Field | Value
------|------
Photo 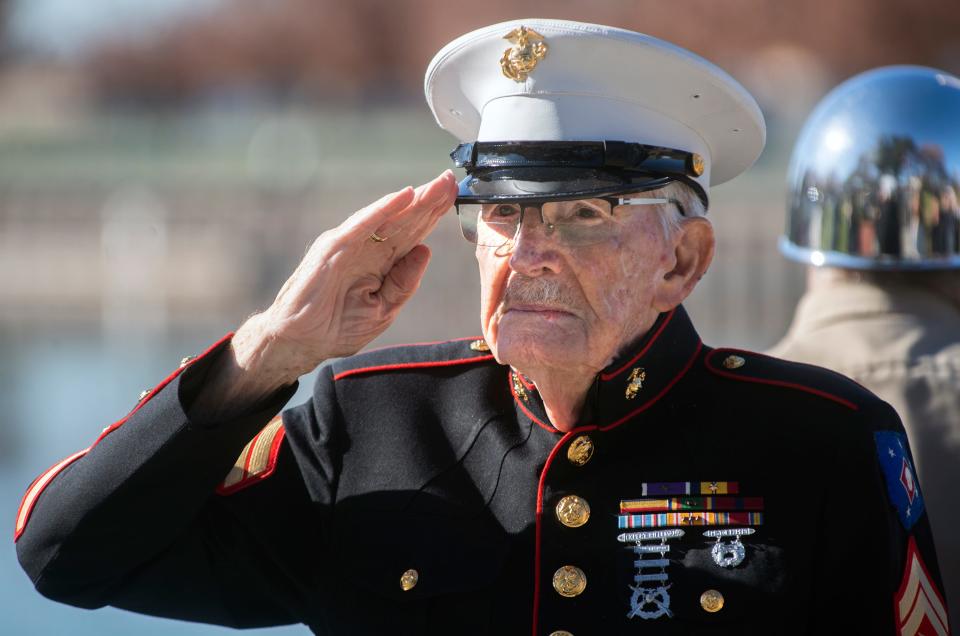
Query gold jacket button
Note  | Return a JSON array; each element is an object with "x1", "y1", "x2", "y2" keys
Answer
[
  {"x1": 179, "y1": 355, "x2": 196, "y2": 368},
  {"x1": 722, "y1": 355, "x2": 745, "y2": 369},
  {"x1": 138, "y1": 389, "x2": 151, "y2": 401},
  {"x1": 400, "y1": 569, "x2": 419, "y2": 591},
  {"x1": 555, "y1": 495, "x2": 591, "y2": 528},
  {"x1": 700, "y1": 588, "x2": 724, "y2": 612},
  {"x1": 566, "y1": 435, "x2": 594, "y2": 466},
  {"x1": 552, "y1": 565, "x2": 587, "y2": 597},
  {"x1": 549, "y1": 632, "x2": 574, "y2": 636}
]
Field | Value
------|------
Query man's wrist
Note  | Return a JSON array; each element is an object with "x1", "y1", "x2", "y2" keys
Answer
[
  {"x1": 230, "y1": 311, "x2": 309, "y2": 394},
  {"x1": 185, "y1": 312, "x2": 307, "y2": 423}
]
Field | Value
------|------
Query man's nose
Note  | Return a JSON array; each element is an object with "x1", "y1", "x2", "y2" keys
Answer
[{"x1": 507, "y1": 206, "x2": 562, "y2": 275}]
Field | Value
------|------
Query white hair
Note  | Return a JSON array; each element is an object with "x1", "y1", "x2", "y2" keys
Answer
[{"x1": 636, "y1": 181, "x2": 707, "y2": 239}]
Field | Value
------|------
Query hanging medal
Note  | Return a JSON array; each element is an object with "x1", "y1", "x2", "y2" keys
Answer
[
  {"x1": 617, "y1": 528, "x2": 684, "y2": 619},
  {"x1": 703, "y1": 527, "x2": 755, "y2": 568}
]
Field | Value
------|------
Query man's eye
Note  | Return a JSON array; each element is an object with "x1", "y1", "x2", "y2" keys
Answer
[
  {"x1": 481, "y1": 204, "x2": 520, "y2": 222},
  {"x1": 574, "y1": 206, "x2": 602, "y2": 220}
]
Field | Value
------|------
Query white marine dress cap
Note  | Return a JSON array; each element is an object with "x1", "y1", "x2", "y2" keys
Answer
[{"x1": 424, "y1": 19, "x2": 765, "y2": 209}]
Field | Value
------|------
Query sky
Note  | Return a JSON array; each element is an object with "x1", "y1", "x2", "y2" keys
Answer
[{"x1": 7, "y1": 0, "x2": 223, "y2": 59}]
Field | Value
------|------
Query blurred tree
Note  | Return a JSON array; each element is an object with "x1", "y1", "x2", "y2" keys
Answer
[{"x1": 78, "y1": 0, "x2": 960, "y2": 108}]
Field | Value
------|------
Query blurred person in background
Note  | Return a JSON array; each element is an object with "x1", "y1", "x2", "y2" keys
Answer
[
  {"x1": 15, "y1": 22, "x2": 948, "y2": 634},
  {"x1": 771, "y1": 65, "x2": 960, "y2": 624}
]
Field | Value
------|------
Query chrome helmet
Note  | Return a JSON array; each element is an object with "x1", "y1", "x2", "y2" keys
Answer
[{"x1": 781, "y1": 66, "x2": 960, "y2": 269}]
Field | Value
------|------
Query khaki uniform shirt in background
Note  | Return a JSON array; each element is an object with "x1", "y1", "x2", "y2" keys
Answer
[{"x1": 770, "y1": 280, "x2": 960, "y2": 615}]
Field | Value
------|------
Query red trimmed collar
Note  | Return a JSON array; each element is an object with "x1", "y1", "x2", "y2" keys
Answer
[{"x1": 510, "y1": 305, "x2": 703, "y2": 432}]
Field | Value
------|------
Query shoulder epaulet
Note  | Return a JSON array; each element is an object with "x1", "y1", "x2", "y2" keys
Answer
[
  {"x1": 216, "y1": 414, "x2": 286, "y2": 496},
  {"x1": 704, "y1": 347, "x2": 874, "y2": 412},
  {"x1": 330, "y1": 336, "x2": 496, "y2": 381}
]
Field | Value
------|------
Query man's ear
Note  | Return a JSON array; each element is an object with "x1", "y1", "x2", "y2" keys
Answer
[{"x1": 653, "y1": 217, "x2": 715, "y2": 311}]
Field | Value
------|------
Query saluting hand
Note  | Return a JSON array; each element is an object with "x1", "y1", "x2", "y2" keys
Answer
[
  {"x1": 264, "y1": 170, "x2": 458, "y2": 373},
  {"x1": 196, "y1": 171, "x2": 458, "y2": 413}
]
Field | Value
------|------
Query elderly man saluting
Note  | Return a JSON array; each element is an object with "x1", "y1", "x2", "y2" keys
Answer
[{"x1": 15, "y1": 20, "x2": 948, "y2": 636}]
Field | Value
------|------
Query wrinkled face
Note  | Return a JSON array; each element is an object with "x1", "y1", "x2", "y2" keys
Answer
[{"x1": 477, "y1": 199, "x2": 680, "y2": 377}]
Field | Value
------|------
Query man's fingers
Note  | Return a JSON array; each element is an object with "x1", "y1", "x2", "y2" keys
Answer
[
  {"x1": 382, "y1": 177, "x2": 456, "y2": 250},
  {"x1": 378, "y1": 244, "x2": 432, "y2": 309},
  {"x1": 341, "y1": 185, "x2": 416, "y2": 236},
  {"x1": 361, "y1": 170, "x2": 457, "y2": 242}
]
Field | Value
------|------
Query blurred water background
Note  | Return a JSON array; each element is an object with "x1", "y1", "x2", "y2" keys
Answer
[{"x1": 1, "y1": 1, "x2": 958, "y2": 634}]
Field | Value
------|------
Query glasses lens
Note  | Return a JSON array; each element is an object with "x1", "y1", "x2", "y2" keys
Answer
[
  {"x1": 457, "y1": 197, "x2": 645, "y2": 247},
  {"x1": 457, "y1": 203, "x2": 522, "y2": 246},
  {"x1": 541, "y1": 198, "x2": 617, "y2": 246}
]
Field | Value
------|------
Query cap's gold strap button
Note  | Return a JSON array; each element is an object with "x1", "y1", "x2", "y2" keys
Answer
[
  {"x1": 179, "y1": 355, "x2": 196, "y2": 368},
  {"x1": 400, "y1": 569, "x2": 419, "y2": 591},
  {"x1": 700, "y1": 588, "x2": 724, "y2": 612},
  {"x1": 567, "y1": 435, "x2": 594, "y2": 466},
  {"x1": 549, "y1": 631, "x2": 574, "y2": 636},
  {"x1": 689, "y1": 152, "x2": 705, "y2": 177},
  {"x1": 555, "y1": 495, "x2": 591, "y2": 528},
  {"x1": 552, "y1": 565, "x2": 587, "y2": 598},
  {"x1": 138, "y1": 389, "x2": 151, "y2": 401},
  {"x1": 722, "y1": 355, "x2": 745, "y2": 370}
]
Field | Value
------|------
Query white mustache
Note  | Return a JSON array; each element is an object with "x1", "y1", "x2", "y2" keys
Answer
[{"x1": 503, "y1": 278, "x2": 580, "y2": 309}]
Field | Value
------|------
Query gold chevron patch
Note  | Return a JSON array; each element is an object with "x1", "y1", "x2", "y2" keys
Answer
[{"x1": 217, "y1": 415, "x2": 286, "y2": 495}]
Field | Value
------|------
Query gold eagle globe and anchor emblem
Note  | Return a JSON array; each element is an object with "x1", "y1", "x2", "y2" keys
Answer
[
  {"x1": 500, "y1": 26, "x2": 548, "y2": 82},
  {"x1": 625, "y1": 367, "x2": 646, "y2": 400}
]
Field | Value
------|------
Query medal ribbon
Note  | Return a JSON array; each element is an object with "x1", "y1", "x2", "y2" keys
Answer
[
  {"x1": 620, "y1": 496, "x2": 764, "y2": 513},
  {"x1": 618, "y1": 511, "x2": 764, "y2": 528},
  {"x1": 640, "y1": 481, "x2": 739, "y2": 496}
]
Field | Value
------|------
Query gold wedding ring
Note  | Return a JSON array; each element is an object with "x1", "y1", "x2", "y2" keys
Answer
[{"x1": 369, "y1": 232, "x2": 387, "y2": 243}]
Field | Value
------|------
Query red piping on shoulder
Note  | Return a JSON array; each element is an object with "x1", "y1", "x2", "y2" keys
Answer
[
  {"x1": 13, "y1": 332, "x2": 234, "y2": 541},
  {"x1": 362, "y1": 335, "x2": 484, "y2": 354},
  {"x1": 532, "y1": 425, "x2": 597, "y2": 636},
  {"x1": 332, "y1": 354, "x2": 494, "y2": 381},
  {"x1": 705, "y1": 348, "x2": 859, "y2": 411},
  {"x1": 600, "y1": 309, "x2": 675, "y2": 381}
]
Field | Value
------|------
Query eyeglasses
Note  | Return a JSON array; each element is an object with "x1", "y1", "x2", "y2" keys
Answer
[{"x1": 455, "y1": 196, "x2": 685, "y2": 247}]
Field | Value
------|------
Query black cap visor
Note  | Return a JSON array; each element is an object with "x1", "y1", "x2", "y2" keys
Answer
[
  {"x1": 457, "y1": 167, "x2": 681, "y2": 203},
  {"x1": 451, "y1": 141, "x2": 708, "y2": 207}
]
